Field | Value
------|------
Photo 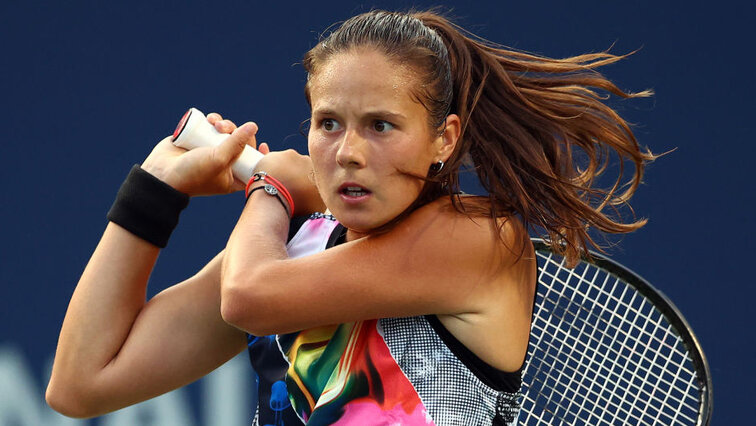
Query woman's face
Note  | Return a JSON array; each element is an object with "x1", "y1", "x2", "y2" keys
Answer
[{"x1": 307, "y1": 48, "x2": 445, "y2": 237}]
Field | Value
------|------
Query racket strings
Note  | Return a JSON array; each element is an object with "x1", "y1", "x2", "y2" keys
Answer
[
  {"x1": 525, "y1": 307, "x2": 699, "y2": 425},
  {"x1": 518, "y1": 250, "x2": 704, "y2": 425},
  {"x1": 538, "y1": 260, "x2": 699, "y2": 424},
  {"x1": 530, "y1": 253, "x2": 700, "y2": 423},
  {"x1": 540, "y1": 265, "x2": 694, "y2": 399}
]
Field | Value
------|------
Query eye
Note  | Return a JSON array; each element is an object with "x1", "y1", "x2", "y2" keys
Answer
[
  {"x1": 373, "y1": 120, "x2": 394, "y2": 133},
  {"x1": 321, "y1": 118, "x2": 341, "y2": 132}
]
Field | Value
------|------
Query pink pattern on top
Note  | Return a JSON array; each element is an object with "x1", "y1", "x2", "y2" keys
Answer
[
  {"x1": 333, "y1": 402, "x2": 434, "y2": 425},
  {"x1": 285, "y1": 319, "x2": 436, "y2": 425}
]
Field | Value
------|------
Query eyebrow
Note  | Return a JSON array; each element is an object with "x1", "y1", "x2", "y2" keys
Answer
[
  {"x1": 312, "y1": 108, "x2": 407, "y2": 122},
  {"x1": 366, "y1": 110, "x2": 406, "y2": 121}
]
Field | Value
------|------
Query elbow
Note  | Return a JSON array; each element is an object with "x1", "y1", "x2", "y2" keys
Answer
[
  {"x1": 220, "y1": 274, "x2": 277, "y2": 336},
  {"x1": 219, "y1": 285, "x2": 247, "y2": 330},
  {"x1": 45, "y1": 379, "x2": 98, "y2": 419}
]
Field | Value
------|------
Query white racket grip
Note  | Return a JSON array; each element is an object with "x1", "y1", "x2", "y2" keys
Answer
[{"x1": 172, "y1": 108, "x2": 263, "y2": 181}]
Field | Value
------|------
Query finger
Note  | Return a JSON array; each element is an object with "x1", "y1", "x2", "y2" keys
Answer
[
  {"x1": 207, "y1": 112, "x2": 223, "y2": 125},
  {"x1": 214, "y1": 119, "x2": 238, "y2": 134},
  {"x1": 213, "y1": 122, "x2": 258, "y2": 166},
  {"x1": 258, "y1": 142, "x2": 271, "y2": 155}
]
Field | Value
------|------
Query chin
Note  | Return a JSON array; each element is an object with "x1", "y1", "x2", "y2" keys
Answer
[
  {"x1": 335, "y1": 217, "x2": 380, "y2": 233},
  {"x1": 330, "y1": 211, "x2": 390, "y2": 235}
]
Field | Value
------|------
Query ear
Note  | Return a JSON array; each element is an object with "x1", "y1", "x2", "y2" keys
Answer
[{"x1": 432, "y1": 114, "x2": 461, "y2": 163}]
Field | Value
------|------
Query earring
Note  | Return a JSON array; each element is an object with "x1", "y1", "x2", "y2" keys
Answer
[{"x1": 430, "y1": 160, "x2": 445, "y2": 173}]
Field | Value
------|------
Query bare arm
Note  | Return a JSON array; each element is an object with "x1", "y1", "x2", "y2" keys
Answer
[
  {"x1": 222, "y1": 190, "x2": 534, "y2": 373},
  {"x1": 46, "y1": 224, "x2": 246, "y2": 418},
  {"x1": 223, "y1": 197, "x2": 505, "y2": 330},
  {"x1": 47, "y1": 116, "x2": 263, "y2": 418}
]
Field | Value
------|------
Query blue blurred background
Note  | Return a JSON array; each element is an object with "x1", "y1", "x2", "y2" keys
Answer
[{"x1": 1, "y1": 0, "x2": 753, "y2": 424}]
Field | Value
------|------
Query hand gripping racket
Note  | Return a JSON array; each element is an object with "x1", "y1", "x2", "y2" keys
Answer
[
  {"x1": 519, "y1": 239, "x2": 712, "y2": 425},
  {"x1": 172, "y1": 107, "x2": 263, "y2": 181}
]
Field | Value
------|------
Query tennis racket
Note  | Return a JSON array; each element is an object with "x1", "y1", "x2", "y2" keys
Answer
[{"x1": 518, "y1": 239, "x2": 712, "y2": 425}]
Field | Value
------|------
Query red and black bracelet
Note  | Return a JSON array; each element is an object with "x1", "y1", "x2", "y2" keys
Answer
[{"x1": 245, "y1": 172, "x2": 295, "y2": 218}]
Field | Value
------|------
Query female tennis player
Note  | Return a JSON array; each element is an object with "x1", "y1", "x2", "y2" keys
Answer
[{"x1": 46, "y1": 10, "x2": 654, "y2": 425}]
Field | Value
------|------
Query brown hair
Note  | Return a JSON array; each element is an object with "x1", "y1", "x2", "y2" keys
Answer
[{"x1": 303, "y1": 10, "x2": 656, "y2": 266}]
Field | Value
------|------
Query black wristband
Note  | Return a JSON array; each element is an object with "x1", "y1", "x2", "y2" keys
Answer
[{"x1": 106, "y1": 165, "x2": 190, "y2": 248}]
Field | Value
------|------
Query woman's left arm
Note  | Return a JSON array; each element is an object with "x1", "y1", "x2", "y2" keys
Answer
[{"x1": 221, "y1": 163, "x2": 525, "y2": 336}]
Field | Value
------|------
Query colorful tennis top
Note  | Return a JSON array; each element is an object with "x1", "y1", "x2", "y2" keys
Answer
[{"x1": 247, "y1": 213, "x2": 523, "y2": 425}]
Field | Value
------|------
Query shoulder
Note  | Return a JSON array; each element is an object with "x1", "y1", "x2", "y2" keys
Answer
[
  {"x1": 412, "y1": 197, "x2": 536, "y2": 371},
  {"x1": 403, "y1": 196, "x2": 531, "y2": 267}
]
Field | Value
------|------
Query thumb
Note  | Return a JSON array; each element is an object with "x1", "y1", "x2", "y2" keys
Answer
[{"x1": 214, "y1": 122, "x2": 258, "y2": 166}]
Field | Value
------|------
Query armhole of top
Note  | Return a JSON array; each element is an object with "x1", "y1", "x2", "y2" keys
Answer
[
  {"x1": 425, "y1": 314, "x2": 522, "y2": 393},
  {"x1": 326, "y1": 223, "x2": 347, "y2": 248},
  {"x1": 287, "y1": 215, "x2": 310, "y2": 243},
  {"x1": 286, "y1": 216, "x2": 525, "y2": 394}
]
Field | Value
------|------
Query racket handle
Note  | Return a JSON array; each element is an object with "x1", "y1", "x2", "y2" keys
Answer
[{"x1": 171, "y1": 107, "x2": 263, "y2": 181}]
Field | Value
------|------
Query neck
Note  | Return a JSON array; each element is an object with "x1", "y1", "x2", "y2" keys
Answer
[{"x1": 345, "y1": 228, "x2": 369, "y2": 242}]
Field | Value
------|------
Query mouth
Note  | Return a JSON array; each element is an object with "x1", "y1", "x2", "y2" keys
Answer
[{"x1": 338, "y1": 183, "x2": 372, "y2": 199}]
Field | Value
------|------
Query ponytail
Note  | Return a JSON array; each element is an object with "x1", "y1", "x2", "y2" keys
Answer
[{"x1": 304, "y1": 10, "x2": 657, "y2": 266}]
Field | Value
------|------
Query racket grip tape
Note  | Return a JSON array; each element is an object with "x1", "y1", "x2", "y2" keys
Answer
[{"x1": 172, "y1": 107, "x2": 263, "y2": 181}]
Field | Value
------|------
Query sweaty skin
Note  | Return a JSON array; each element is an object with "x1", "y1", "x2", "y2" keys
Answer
[{"x1": 221, "y1": 48, "x2": 536, "y2": 372}]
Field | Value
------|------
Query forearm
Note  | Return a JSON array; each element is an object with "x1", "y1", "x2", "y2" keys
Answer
[
  {"x1": 48, "y1": 222, "x2": 159, "y2": 408},
  {"x1": 221, "y1": 191, "x2": 290, "y2": 333},
  {"x1": 48, "y1": 163, "x2": 190, "y2": 412},
  {"x1": 48, "y1": 120, "x2": 261, "y2": 415}
]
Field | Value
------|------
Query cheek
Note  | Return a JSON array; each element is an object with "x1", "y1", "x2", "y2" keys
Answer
[
  {"x1": 392, "y1": 145, "x2": 434, "y2": 176},
  {"x1": 308, "y1": 134, "x2": 326, "y2": 168},
  {"x1": 308, "y1": 137, "x2": 334, "y2": 186},
  {"x1": 399, "y1": 130, "x2": 437, "y2": 171}
]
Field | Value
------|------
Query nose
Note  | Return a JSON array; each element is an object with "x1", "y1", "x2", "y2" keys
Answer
[{"x1": 336, "y1": 129, "x2": 367, "y2": 168}]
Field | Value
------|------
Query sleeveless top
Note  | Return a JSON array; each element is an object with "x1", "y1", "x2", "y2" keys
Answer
[{"x1": 247, "y1": 213, "x2": 523, "y2": 425}]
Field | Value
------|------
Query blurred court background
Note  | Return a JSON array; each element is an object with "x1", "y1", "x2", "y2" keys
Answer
[{"x1": 1, "y1": 1, "x2": 753, "y2": 424}]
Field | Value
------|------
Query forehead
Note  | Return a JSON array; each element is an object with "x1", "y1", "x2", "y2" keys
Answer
[{"x1": 308, "y1": 48, "x2": 424, "y2": 113}]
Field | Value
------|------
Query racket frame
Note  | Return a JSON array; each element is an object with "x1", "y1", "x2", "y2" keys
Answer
[{"x1": 523, "y1": 239, "x2": 713, "y2": 425}]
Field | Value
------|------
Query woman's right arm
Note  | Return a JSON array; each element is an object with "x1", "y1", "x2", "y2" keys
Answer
[{"x1": 46, "y1": 116, "x2": 262, "y2": 418}]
